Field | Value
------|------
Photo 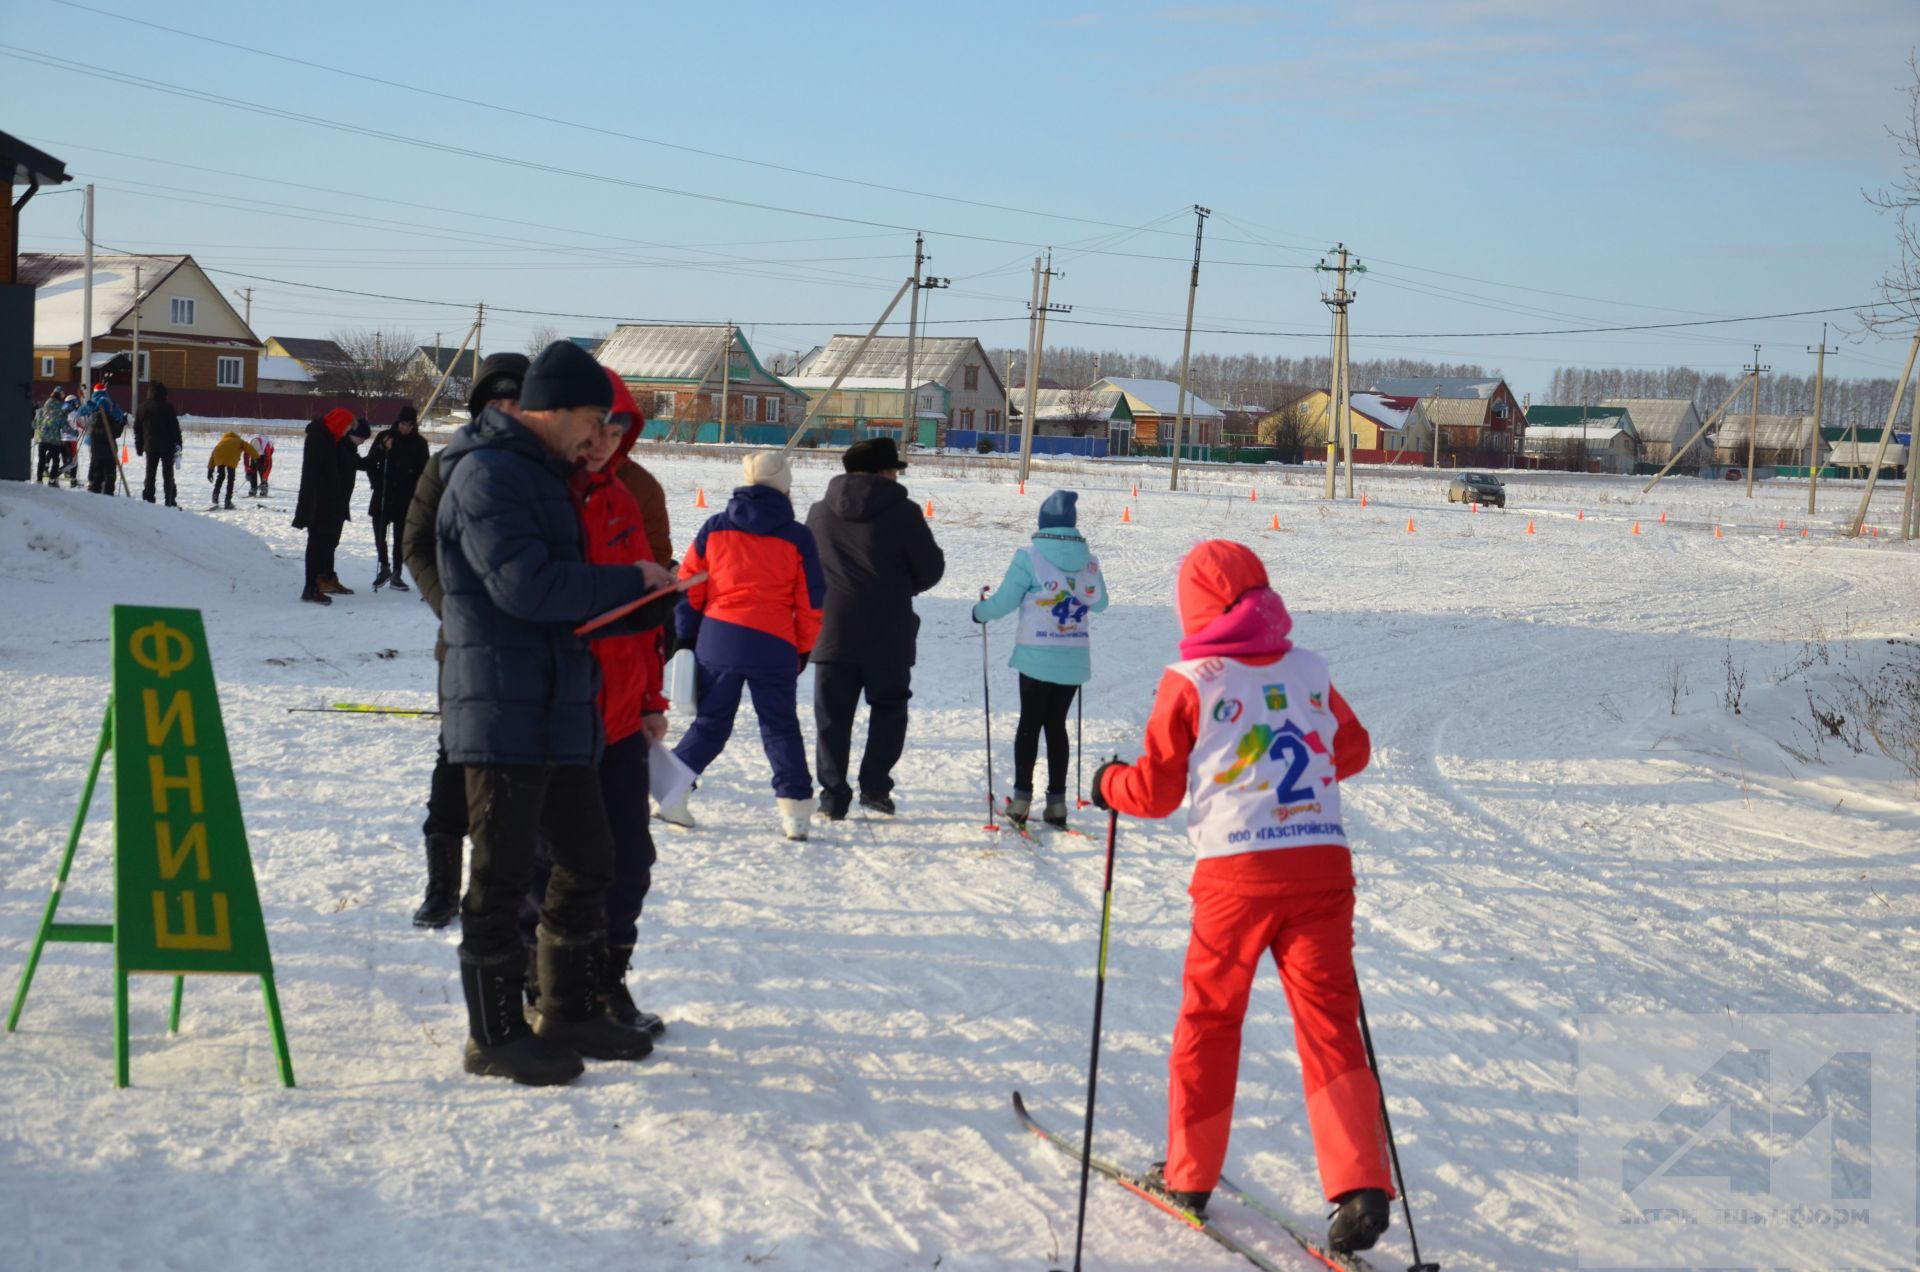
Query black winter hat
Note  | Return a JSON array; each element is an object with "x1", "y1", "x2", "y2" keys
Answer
[
  {"x1": 395, "y1": 403, "x2": 418, "y2": 425},
  {"x1": 521, "y1": 341, "x2": 612, "y2": 412},
  {"x1": 843, "y1": 436, "x2": 908, "y2": 474},
  {"x1": 467, "y1": 352, "x2": 530, "y2": 417},
  {"x1": 350, "y1": 417, "x2": 372, "y2": 441}
]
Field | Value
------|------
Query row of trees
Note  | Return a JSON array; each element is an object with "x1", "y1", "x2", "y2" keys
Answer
[
  {"x1": 1546, "y1": 365, "x2": 1906, "y2": 427},
  {"x1": 989, "y1": 346, "x2": 1489, "y2": 411}
]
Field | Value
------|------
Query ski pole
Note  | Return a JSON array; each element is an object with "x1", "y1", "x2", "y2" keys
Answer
[
  {"x1": 1074, "y1": 689, "x2": 1088, "y2": 808},
  {"x1": 1358, "y1": 990, "x2": 1440, "y2": 1272},
  {"x1": 1065, "y1": 808, "x2": 1121, "y2": 1272},
  {"x1": 979, "y1": 586, "x2": 999, "y2": 831}
]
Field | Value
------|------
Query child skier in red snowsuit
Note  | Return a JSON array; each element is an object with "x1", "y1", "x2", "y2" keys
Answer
[{"x1": 1092, "y1": 538, "x2": 1394, "y2": 1255}]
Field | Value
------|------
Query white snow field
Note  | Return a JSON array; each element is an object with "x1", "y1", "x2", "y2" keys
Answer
[{"x1": 3, "y1": 435, "x2": 1918, "y2": 1271}]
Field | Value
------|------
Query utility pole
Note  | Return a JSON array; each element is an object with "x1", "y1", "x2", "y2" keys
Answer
[
  {"x1": 1168, "y1": 205, "x2": 1209, "y2": 491},
  {"x1": 80, "y1": 183, "x2": 93, "y2": 394},
  {"x1": 718, "y1": 323, "x2": 732, "y2": 445},
  {"x1": 1743, "y1": 345, "x2": 1769, "y2": 498},
  {"x1": 1018, "y1": 251, "x2": 1066, "y2": 484},
  {"x1": 473, "y1": 301, "x2": 485, "y2": 396},
  {"x1": 1429, "y1": 384, "x2": 1442, "y2": 468},
  {"x1": 1316, "y1": 243, "x2": 1363, "y2": 499},
  {"x1": 130, "y1": 264, "x2": 142, "y2": 421},
  {"x1": 1846, "y1": 327, "x2": 1920, "y2": 538},
  {"x1": 232, "y1": 287, "x2": 253, "y2": 328},
  {"x1": 1807, "y1": 326, "x2": 1838, "y2": 513},
  {"x1": 901, "y1": 233, "x2": 951, "y2": 451}
]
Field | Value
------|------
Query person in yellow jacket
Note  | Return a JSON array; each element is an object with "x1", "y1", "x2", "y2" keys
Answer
[{"x1": 207, "y1": 431, "x2": 261, "y2": 510}]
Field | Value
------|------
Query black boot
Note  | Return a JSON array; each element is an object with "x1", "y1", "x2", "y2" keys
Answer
[
  {"x1": 459, "y1": 950, "x2": 583, "y2": 1085},
  {"x1": 373, "y1": 566, "x2": 391, "y2": 591},
  {"x1": 601, "y1": 944, "x2": 666, "y2": 1037},
  {"x1": 1141, "y1": 1161, "x2": 1210, "y2": 1218},
  {"x1": 1327, "y1": 1188, "x2": 1390, "y2": 1254},
  {"x1": 411, "y1": 834, "x2": 461, "y2": 929},
  {"x1": 530, "y1": 927, "x2": 653, "y2": 1060}
]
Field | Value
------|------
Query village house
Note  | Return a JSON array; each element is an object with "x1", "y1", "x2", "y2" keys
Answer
[
  {"x1": 1370, "y1": 375, "x2": 1524, "y2": 465},
  {"x1": 1265, "y1": 389, "x2": 1430, "y2": 464},
  {"x1": 1599, "y1": 397, "x2": 1708, "y2": 472},
  {"x1": 1090, "y1": 376, "x2": 1224, "y2": 451},
  {"x1": 27, "y1": 252, "x2": 260, "y2": 395},
  {"x1": 1520, "y1": 404, "x2": 1640, "y2": 473},
  {"x1": 794, "y1": 336, "x2": 1005, "y2": 446},
  {"x1": 597, "y1": 323, "x2": 804, "y2": 443},
  {"x1": 262, "y1": 335, "x2": 350, "y2": 382},
  {"x1": 1002, "y1": 386, "x2": 1133, "y2": 455},
  {"x1": 1713, "y1": 413, "x2": 1822, "y2": 471}
]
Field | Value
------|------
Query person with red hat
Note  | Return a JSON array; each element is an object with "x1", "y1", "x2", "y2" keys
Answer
[
  {"x1": 1091, "y1": 539, "x2": 1393, "y2": 1256},
  {"x1": 292, "y1": 407, "x2": 359, "y2": 604}
]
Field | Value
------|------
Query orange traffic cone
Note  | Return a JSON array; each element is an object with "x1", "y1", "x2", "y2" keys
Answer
[
  {"x1": 1360, "y1": 493, "x2": 1368, "y2": 508},
  {"x1": 1121, "y1": 505, "x2": 1132, "y2": 524},
  {"x1": 120, "y1": 444, "x2": 129, "y2": 464},
  {"x1": 1578, "y1": 509, "x2": 1585, "y2": 521},
  {"x1": 925, "y1": 499, "x2": 934, "y2": 518},
  {"x1": 1801, "y1": 527, "x2": 1808, "y2": 538},
  {"x1": 1778, "y1": 518, "x2": 1786, "y2": 530},
  {"x1": 1659, "y1": 511, "x2": 1667, "y2": 524},
  {"x1": 1714, "y1": 524, "x2": 1723, "y2": 539},
  {"x1": 1406, "y1": 517, "x2": 1415, "y2": 533},
  {"x1": 1269, "y1": 513, "x2": 1280, "y2": 530},
  {"x1": 1018, "y1": 481, "x2": 1025, "y2": 495},
  {"x1": 1250, "y1": 487, "x2": 1258, "y2": 503},
  {"x1": 1526, "y1": 520, "x2": 1535, "y2": 534},
  {"x1": 1471, "y1": 501, "x2": 1478, "y2": 513},
  {"x1": 1632, "y1": 521, "x2": 1641, "y2": 535},
  {"x1": 695, "y1": 488, "x2": 707, "y2": 508},
  {"x1": 1130, "y1": 483, "x2": 1138, "y2": 498}
]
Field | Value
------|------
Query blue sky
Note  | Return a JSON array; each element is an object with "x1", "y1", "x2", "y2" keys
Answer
[{"x1": 8, "y1": 0, "x2": 1916, "y2": 398}]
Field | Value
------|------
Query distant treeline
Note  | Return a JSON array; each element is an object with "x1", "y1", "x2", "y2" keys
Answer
[{"x1": 984, "y1": 343, "x2": 1905, "y2": 426}]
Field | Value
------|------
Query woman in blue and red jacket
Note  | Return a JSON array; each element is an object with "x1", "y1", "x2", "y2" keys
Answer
[
  {"x1": 525, "y1": 370, "x2": 672, "y2": 1035},
  {"x1": 668, "y1": 450, "x2": 824, "y2": 838}
]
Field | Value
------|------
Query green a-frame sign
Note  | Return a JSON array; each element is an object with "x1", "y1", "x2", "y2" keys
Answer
[{"x1": 7, "y1": 605, "x2": 294, "y2": 1087}]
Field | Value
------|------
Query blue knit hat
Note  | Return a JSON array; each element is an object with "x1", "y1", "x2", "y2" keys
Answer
[{"x1": 1038, "y1": 490, "x2": 1078, "y2": 529}]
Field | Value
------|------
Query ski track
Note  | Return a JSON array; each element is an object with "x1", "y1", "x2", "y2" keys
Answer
[{"x1": 2, "y1": 437, "x2": 1918, "y2": 1271}]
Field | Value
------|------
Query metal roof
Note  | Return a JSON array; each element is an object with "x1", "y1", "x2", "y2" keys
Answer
[
  {"x1": 1021, "y1": 388, "x2": 1127, "y2": 422},
  {"x1": 1522, "y1": 425, "x2": 1634, "y2": 447},
  {"x1": 1092, "y1": 376, "x2": 1223, "y2": 418},
  {"x1": 1525, "y1": 404, "x2": 1638, "y2": 440},
  {"x1": 1599, "y1": 398, "x2": 1702, "y2": 444},
  {"x1": 795, "y1": 335, "x2": 998, "y2": 391},
  {"x1": 1828, "y1": 440, "x2": 1908, "y2": 466},
  {"x1": 416, "y1": 345, "x2": 477, "y2": 378},
  {"x1": 258, "y1": 355, "x2": 315, "y2": 384},
  {"x1": 268, "y1": 336, "x2": 350, "y2": 370},
  {"x1": 1370, "y1": 375, "x2": 1504, "y2": 400},
  {"x1": 598, "y1": 324, "x2": 737, "y2": 382},
  {"x1": 1714, "y1": 413, "x2": 1818, "y2": 452},
  {"x1": 783, "y1": 376, "x2": 945, "y2": 394},
  {"x1": 0, "y1": 129, "x2": 69, "y2": 187}
]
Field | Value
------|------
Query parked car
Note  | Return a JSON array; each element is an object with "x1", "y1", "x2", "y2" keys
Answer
[
  {"x1": 1724, "y1": 467, "x2": 1744, "y2": 481},
  {"x1": 1447, "y1": 472, "x2": 1507, "y2": 508}
]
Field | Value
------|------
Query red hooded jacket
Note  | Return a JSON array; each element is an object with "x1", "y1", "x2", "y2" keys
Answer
[
  {"x1": 571, "y1": 373, "x2": 668, "y2": 744},
  {"x1": 1099, "y1": 540, "x2": 1369, "y2": 895}
]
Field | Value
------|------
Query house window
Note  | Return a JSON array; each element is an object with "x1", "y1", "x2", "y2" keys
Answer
[
  {"x1": 170, "y1": 297, "x2": 196, "y2": 325},
  {"x1": 136, "y1": 351, "x2": 150, "y2": 382},
  {"x1": 959, "y1": 408, "x2": 975, "y2": 430},
  {"x1": 766, "y1": 397, "x2": 781, "y2": 424},
  {"x1": 963, "y1": 364, "x2": 979, "y2": 391},
  {"x1": 986, "y1": 409, "x2": 1000, "y2": 431},
  {"x1": 39, "y1": 356, "x2": 54, "y2": 377},
  {"x1": 651, "y1": 391, "x2": 675, "y2": 418},
  {"x1": 216, "y1": 356, "x2": 244, "y2": 388},
  {"x1": 741, "y1": 395, "x2": 756, "y2": 422}
]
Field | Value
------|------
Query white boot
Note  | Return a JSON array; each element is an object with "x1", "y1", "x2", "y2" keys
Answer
[
  {"x1": 777, "y1": 797, "x2": 811, "y2": 842},
  {"x1": 655, "y1": 788, "x2": 696, "y2": 829}
]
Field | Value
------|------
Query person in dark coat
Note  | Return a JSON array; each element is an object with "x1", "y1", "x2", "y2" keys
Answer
[
  {"x1": 368, "y1": 404, "x2": 430, "y2": 591},
  {"x1": 133, "y1": 381, "x2": 184, "y2": 507},
  {"x1": 82, "y1": 383, "x2": 127, "y2": 496},
  {"x1": 804, "y1": 436, "x2": 945, "y2": 819},
  {"x1": 292, "y1": 407, "x2": 356, "y2": 604},
  {"x1": 435, "y1": 339, "x2": 674, "y2": 1085},
  {"x1": 402, "y1": 351, "x2": 527, "y2": 930}
]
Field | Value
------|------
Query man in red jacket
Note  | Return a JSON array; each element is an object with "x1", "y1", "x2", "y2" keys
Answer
[
  {"x1": 523, "y1": 370, "x2": 671, "y2": 1037},
  {"x1": 1092, "y1": 539, "x2": 1394, "y2": 1256}
]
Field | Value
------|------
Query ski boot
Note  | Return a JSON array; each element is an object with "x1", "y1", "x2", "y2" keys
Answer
[
  {"x1": 778, "y1": 797, "x2": 811, "y2": 842},
  {"x1": 1141, "y1": 1162, "x2": 1210, "y2": 1218},
  {"x1": 1328, "y1": 1188, "x2": 1390, "y2": 1254},
  {"x1": 1043, "y1": 793, "x2": 1069, "y2": 829},
  {"x1": 1005, "y1": 794, "x2": 1032, "y2": 827}
]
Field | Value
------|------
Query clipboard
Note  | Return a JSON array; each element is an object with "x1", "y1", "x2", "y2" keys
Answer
[{"x1": 575, "y1": 572, "x2": 706, "y2": 638}]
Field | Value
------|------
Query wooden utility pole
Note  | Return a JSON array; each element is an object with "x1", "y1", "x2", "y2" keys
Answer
[
  {"x1": 903, "y1": 233, "x2": 923, "y2": 451},
  {"x1": 473, "y1": 301, "x2": 484, "y2": 393},
  {"x1": 129, "y1": 264, "x2": 142, "y2": 421},
  {"x1": 1316, "y1": 243, "x2": 1362, "y2": 499},
  {"x1": 232, "y1": 287, "x2": 253, "y2": 328},
  {"x1": 717, "y1": 323, "x2": 732, "y2": 445},
  {"x1": 1019, "y1": 252, "x2": 1066, "y2": 484},
  {"x1": 1168, "y1": 205, "x2": 1209, "y2": 491},
  {"x1": 1642, "y1": 374, "x2": 1756, "y2": 493},
  {"x1": 1846, "y1": 328, "x2": 1919, "y2": 538},
  {"x1": 782, "y1": 277, "x2": 917, "y2": 454},
  {"x1": 1743, "y1": 345, "x2": 1769, "y2": 498},
  {"x1": 79, "y1": 183, "x2": 93, "y2": 394},
  {"x1": 1807, "y1": 326, "x2": 1837, "y2": 513}
]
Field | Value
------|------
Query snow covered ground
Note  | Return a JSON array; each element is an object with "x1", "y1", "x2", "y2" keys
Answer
[{"x1": 3, "y1": 436, "x2": 1918, "y2": 1271}]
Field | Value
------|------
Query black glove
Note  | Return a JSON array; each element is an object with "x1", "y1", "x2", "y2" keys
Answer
[
  {"x1": 797, "y1": 650, "x2": 810, "y2": 674},
  {"x1": 1090, "y1": 757, "x2": 1127, "y2": 813}
]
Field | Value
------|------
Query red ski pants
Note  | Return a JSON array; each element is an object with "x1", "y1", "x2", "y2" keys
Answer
[{"x1": 1165, "y1": 884, "x2": 1393, "y2": 1201}]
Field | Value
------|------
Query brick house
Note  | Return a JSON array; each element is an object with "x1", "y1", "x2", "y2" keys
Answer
[{"x1": 27, "y1": 252, "x2": 260, "y2": 394}]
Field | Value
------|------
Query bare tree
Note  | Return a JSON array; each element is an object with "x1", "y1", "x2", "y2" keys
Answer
[
  {"x1": 1862, "y1": 53, "x2": 1920, "y2": 334},
  {"x1": 320, "y1": 328, "x2": 418, "y2": 397},
  {"x1": 525, "y1": 325, "x2": 562, "y2": 357},
  {"x1": 1257, "y1": 390, "x2": 1318, "y2": 461},
  {"x1": 1053, "y1": 384, "x2": 1114, "y2": 437}
]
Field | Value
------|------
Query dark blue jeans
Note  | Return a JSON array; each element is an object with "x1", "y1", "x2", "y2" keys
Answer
[
  {"x1": 673, "y1": 661, "x2": 811, "y2": 799},
  {"x1": 521, "y1": 730, "x2": 655, "y2": 949}
]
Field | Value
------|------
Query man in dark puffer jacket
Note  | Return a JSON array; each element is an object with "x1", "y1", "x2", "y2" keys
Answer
[{"x1": 435, "y1": 340, "x2": 676, "y2": 1085}]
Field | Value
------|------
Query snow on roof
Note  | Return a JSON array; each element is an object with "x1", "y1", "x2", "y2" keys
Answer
[
  {"x1": 1714, "y1": 413, "x2": 1817, "y2": 451},
  {"x1": 22, "y1": 252, "x2": 185, "y2": 347},
  {"x1": 783, "y1": 376, "x2": 944, "y2": 395},
  {"x1": 1521, "y1": 425, "x2": 1634, "y2": 447},
  {"x1": 1599, "y1": 397, "x2": 1701, "y2": 443},
  {"x1": 1828, "y1": 440, "x2": 1908, "y2": 466},
  {"x1": 1093, "y1": 377, "x2": 1223, "y2": 418},
  {"x1": 1347, "y1": 392, "x2": 1415, "y2": 430},
  {"x1": 258, "y1": 355, "x2": 314, "y2": 384},
  {"x1": 599, "y1": 324, "x2": 739, "y2": 382},
  {"x1": 795, "y1": 336, "x2": 993, "y2": 390},
  {"x1": 1019, "y1": 388, "x2": 1126, "y2": 422}
]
